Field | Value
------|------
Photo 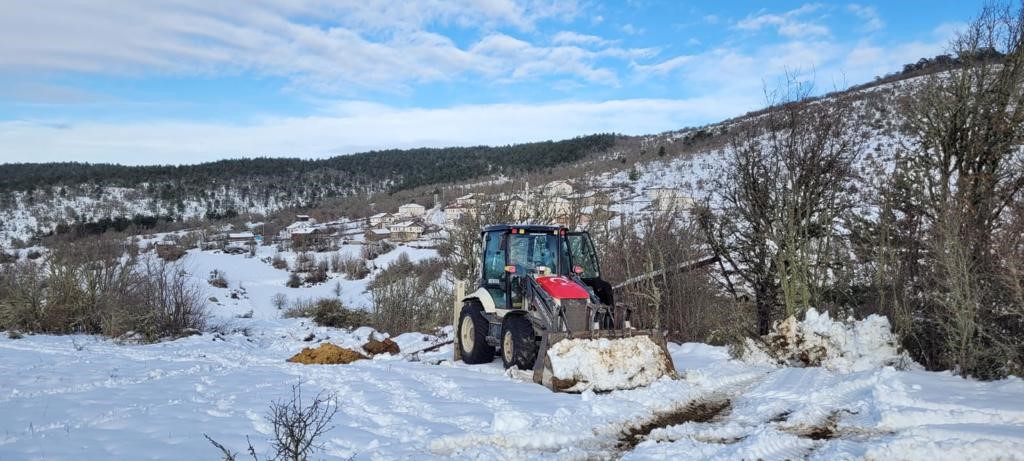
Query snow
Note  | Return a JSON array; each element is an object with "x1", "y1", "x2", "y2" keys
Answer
[
  {"x1": 740, "y1": 308, "x2": 915, "y2": 373},
  {"x1": 547, "y1": 335, "x2": 674, "y2": 392},
  {"x1": 1, "y1": 251, "x2": 1022, "y2": 459}
]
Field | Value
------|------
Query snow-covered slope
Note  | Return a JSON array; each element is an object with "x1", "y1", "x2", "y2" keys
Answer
[{"x1": 1, "y1": 246, "x2": 1022, "y2": 460}]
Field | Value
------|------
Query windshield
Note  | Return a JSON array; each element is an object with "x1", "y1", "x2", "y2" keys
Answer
[{"x1": 508, "y1": 233, "x2": 570, "y2": 275}]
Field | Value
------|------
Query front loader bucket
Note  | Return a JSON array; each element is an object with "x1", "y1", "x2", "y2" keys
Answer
[{"x1": 532, "y1": 329, "x2": 677, "y2": 393}]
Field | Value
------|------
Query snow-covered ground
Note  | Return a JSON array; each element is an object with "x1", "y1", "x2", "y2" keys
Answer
[{"x1": 2, "y1": 247, "x2": 1023, "y2": 460}]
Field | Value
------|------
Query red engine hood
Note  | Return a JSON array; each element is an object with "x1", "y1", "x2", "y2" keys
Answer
[{"x1": 535, "y1": 276, "x2": 591, "y2": 300}]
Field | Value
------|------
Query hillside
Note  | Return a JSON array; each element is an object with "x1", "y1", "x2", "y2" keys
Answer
[{"x1": 0, "y1": 134, "x2": 615, "y2": 245}]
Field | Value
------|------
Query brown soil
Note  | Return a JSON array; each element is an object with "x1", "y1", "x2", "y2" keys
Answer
[
  {"x1": 617, "y1": 399, "x2": 732, "y2": 450},
  {"x1": 288, "y1": 343, "x2": 366, "y2": 365},
  {"x1": 363, "y1": 338, "x2": 400, "y2": 356}
]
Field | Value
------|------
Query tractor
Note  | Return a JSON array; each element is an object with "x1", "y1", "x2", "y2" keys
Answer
[{"x1": 454, "y1": 224, "x2": 676, "y2": 392}]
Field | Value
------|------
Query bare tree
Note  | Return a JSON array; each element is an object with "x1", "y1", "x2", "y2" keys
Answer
[
  {"x1": 698, "y1": 77, "x2": 862, "y2": 334},
  {"x1": 879, "y1": 2, "x2": 1024, "y2": 377},
  {"x1": 268, "y1": 385, "x2": 338, "y2": 461}
]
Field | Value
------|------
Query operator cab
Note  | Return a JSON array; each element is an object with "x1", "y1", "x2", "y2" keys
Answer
[{"x1": 479, "y1": 224, "x2": 610, "y2": 310}]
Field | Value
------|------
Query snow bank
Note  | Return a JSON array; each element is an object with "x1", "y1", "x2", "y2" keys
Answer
[
  {"x1": 548, "y1": 335, "x2": 673, "y2": 392},
  {"x1": 740, "y1": 308, "x2": 914, "y2": 373}
]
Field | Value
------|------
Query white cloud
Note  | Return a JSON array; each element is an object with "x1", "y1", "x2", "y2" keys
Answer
[
  {"x1": 552, "y1": 31, "x2": 613, "y2": 47},
  {"x1": 847, "y1": 4, "x2": 884, "y2": 32},
  {"x1": 0, "y1": 97, "x2": 755, "y2": 165},
  {"x1": 0, "y1": 0, "x2": 605, "y2": 94},
  {"x1": 735, "y1": 4, "x2": 830, "y2": 38}
]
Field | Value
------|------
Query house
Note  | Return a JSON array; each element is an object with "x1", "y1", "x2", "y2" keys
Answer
[
  {"x1": 646, "y1": 187, "x2": 696, "y2": 212},
  {"x1": 455, "y1": 193, "x2": 480, "y2": 207},
  {"x1": 508, "y1": 195, "x2": 530, "y2": 220},
  {"x1": 283, "y1": 215, "x2": 317, "y2": 238},
  {"x1": 398, "y1": 203, "x2": 426, "y2": 218},
  {"x1": 365, "y1": 228, "x2": 391, "y2": 242},
  {"x1": 290, "y1": 227, "x2": 329, "y2": 250},
  {"x1": 388, "y1": 221, "x2": 424, "y2": 242},
  {"x1": 369, "y1": 212, "x2": 396, "y2": 228},
  {"x1": 542, "y1": 180, "x2": 574, "y2": 197},
  {"x1": 295, "y1": 214, "x2": 314, "y2": 223},
  {"x1": 444, "y1": 204, "x2": 469, "y2": 227},
  {"x1": 227, "y1": 231, "x2": 256, "y2": 244}
]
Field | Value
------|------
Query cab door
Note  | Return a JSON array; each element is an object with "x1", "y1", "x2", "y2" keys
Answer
[{"x1": 566, "y1": 231, "x2": 614, "y2": 306}]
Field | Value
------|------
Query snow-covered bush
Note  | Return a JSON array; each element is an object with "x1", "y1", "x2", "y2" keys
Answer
[{"x1": 737, "y1": 308, "x2": 915, "y2": 373}]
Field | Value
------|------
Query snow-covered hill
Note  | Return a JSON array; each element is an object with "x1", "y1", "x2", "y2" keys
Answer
[{"x1": 1, "y1": 245, "x2": 1022, "y2": 460}]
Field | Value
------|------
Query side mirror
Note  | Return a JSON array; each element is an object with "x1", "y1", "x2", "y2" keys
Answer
[{"x1": 573, "y1": 265, "x2": 585, "y2": 275}]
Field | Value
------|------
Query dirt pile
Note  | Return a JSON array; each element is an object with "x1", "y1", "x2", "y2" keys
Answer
[
  {"x1": 288, "y1": 343, "x2": 366, "y2": 365},
  {"x1": 363, "y1": 337, "x2": 400, "y2": 356}
]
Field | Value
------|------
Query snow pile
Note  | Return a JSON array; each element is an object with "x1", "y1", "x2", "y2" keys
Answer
[
  {"x1": 740, "y1": 308, "x2": 914, "y2": 373},
  {"x1": 548, "y1": 335, "x2": 674, "y2": 392}
]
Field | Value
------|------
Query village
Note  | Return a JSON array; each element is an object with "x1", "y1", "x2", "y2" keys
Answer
[{"x1": 188, "y1": 179, "x2": 698, "y2": 256}]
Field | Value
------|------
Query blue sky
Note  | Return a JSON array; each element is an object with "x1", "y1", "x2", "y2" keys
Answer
[{"x1": 0, "y1": 1, "x2": 983, "y2": 165}]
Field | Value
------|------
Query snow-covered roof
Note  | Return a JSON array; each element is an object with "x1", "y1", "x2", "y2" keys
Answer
[
  {"x1": 370, "y1": 212, "x2": 390, "y2": 219},
  {"x1": 399, "y1": 203, "x2": 425, "y2": 209},
  {"x1": 456, "y1": 193, "x2": 476, "y2": 200},
  {"x1": 228, "y1": 232, "x2": 254, "y2": 239},
  {"x1": 291, "y1": 228, "x2": 317, "y2": 235},
  {"x1": 390, "y1": 221, "x2": 419, "y2": 228},
  {"x1": 370, "y1": 229, "x2": 391, "y2": 235}
]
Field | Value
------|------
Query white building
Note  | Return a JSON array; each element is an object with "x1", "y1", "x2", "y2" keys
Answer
[
  {"x1": 455, "y1": 193, "x2": 479, "y2": 207},
  {"x1": 369, "y1": 212, "x2": 396, "y2": 227},
  {"x1": 646, "y1": 187, "x2": 695, "y2": 212},
  {"x1": 444, "y1": 204, "x2": 470, "y2": 227},
  {"x1": 389, "y1": 221, "x2": 424, "y2": 242},
  {"x1": 398, "y1": 203, "x2": 426, "y2": 217},
  {"x1": 542, "y1": 180, "x2": 574, "y2": 197}
]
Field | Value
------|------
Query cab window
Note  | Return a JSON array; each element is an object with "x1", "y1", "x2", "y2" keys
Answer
[
  {"x1": 482, "y1": 231, "x2": 506, "y2": 285},
  {"x1": 567, "y1": 234, "x2": 600, "y2": 278}
]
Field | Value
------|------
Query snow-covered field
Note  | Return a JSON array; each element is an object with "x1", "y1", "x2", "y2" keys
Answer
[{"x1": 2, "y1": 247, "x2": 1024, "y2": 460}]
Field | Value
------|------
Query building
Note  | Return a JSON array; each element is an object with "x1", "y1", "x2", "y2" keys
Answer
[
  {"x1": 542, "y1": 180, "x2": 574, "y2": 197},
  {"x1": 369, "y1": 212, "x2": 396, "y2": 228},
  {"x1": 290, "y1": 227, "x2": 329, "y2": 250},
  {"x1": 227, "y1": 231, "x2": 256, "y2": 244},
  {"x1": 398, "y1": 203, "x2": 426, "y2": 217},
  {"x1": 365, "y1": 228, "x2": 391, "y2": 242},
  {"x1": 388, "y1": 221, "x2": 424, "y2": 242},
  {"x1": 444, "y1": 204, "x2": 469, "y2": 227},
  {"x1": 646, "y1": 187, "x2": 696, "y2": 212},
  {"x1": 455, "y1": 193, "x2": 480, "y2": 207}
]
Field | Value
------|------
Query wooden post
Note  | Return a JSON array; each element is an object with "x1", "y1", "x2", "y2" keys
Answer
[{"x1": 453, "y1": 279, "x2": 465, "y2": 361}]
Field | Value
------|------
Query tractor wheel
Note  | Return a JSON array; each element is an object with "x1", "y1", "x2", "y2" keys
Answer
[
  {"x1": 458, "y1": 302, "x2": 494, "y2": 364},
  {"x1": 501, "y1": 315, "x2": 538, "y2": 370}
]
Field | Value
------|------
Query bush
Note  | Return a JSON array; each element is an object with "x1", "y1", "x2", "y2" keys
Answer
[
  {"x1": 0, "y1": 240, "x2": 207, "y2": 340},
  {"x1": 338, "y1": 255, "x2": 369, "y2": 280},
  {"x1": 283, "y1": 298, "x2": 370, "y2": 329},
  {"x1": 272, "y1": 253, "x2": 288, "y2": 270},
  {"x1": 286, "y1": 273, "x2": 301, "y2": 288},
  {"x1": 368, "y1": 257, "x2": 448, "y2": 334},
  {"x1": 361, "y1": 241, "x2": 394, "y2": 260},
  {"x1": 303, "y1": 261, "x2": 329, "y2": 285},
  {"x1": 208, "y1": 270, "x2": 229, "y2": 288},
  {"x1": 205, "y1": 384, "x2": 337, "y2": 461}
]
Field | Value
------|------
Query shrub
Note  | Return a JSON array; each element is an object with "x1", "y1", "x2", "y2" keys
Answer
[
  {"x1": 208, "y1": 270, "x2": 229, "y2": 288},
  {"x1": 338, "y1": 255, "x2": 369, "y2": 280},
  {"x1": 271, "y1": 293, "x2": 288, "y2": 310},
  {"x1": 0, "y1": 242, "x2": 207, "y2": 341},
  {"x1": 272, "y1": 253, "x2": 288, "y2": 270},
  {"x1": 205, "y1": 384, "x2": 337, "y2": 461},
  {"x1": 361, "y1": 241, "x2": 394, "y2": 260},
  {"x1": 368, "y1": 257, "x2": 448, "y2": 334},
  {"x1": 284, "y1": 298, "x2": 370, "y2": 329},
  {"x1": 286, "y1": 273, "x2": 301, "y2": 288},
  {"x1": 303, "y1": 261, "x2": 329, "y2": 285}
]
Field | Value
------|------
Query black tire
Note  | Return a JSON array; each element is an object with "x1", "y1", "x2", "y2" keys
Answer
[
  {"x1": 458, "y1": 302, "x2": 494, "y2": 364},
  {"x1": 501, "y1": 315, "x2": 539, "y2": 370}
]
